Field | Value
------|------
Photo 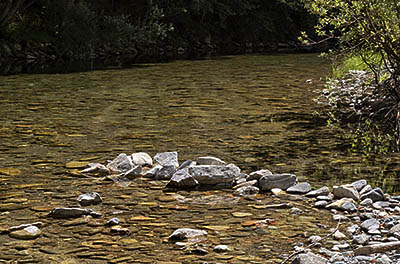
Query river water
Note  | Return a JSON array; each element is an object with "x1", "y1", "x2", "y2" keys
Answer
[{"x1": 0, "y1": 54, "x2": 399, "y2": 263}]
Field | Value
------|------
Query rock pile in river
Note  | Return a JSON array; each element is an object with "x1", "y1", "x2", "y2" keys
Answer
[{"x1": 6, "y1": 151, "x2": 400, "y2": 264}]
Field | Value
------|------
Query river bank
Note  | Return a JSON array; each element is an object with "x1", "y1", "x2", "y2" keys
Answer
[{"x1": 0, "y1": 39, "x2": 324, "y2": 75}]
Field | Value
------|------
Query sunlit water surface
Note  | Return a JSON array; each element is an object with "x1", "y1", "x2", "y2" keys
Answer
[{"x1": 0, "y1": 54, "x2": 399, "y2": 263}]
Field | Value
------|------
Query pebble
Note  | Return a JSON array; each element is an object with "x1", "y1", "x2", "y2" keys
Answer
[{"x1": 9, "y1": 225, "x2": 41, "y2": 239}]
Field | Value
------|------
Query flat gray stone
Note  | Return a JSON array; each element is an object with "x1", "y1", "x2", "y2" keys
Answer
[
  {"x1": 291, "y1": 252, "x2": 327, "y2": 264},
  {"x1": 354, "y1": 241, "x2": 400, "y2": 255},
  {"x1": 248, "y1": 169, "x2": 272, "y2": 181},
  {"x1": 196, "y1": 156, "x2": 226, "y2": 166},
  {"x1": 306, "y1": 186, "x2": 330, "y2": 197},
  {"x1": 287, "y1": 182, "x2": 311, "y2": 194},
  {"x1": 154, "y1": 152, "x2": 179, "y2": 167},
  {"x1": 123, "y1": 165, "x2": 142, "y2": 178},
  {"x1": 259, "y1": 173, "x2": 297, "y2": 191},
  {"x1": 131, "y1": 152, "x2": 153, "y2": 167},
  {"x1": 166, "y1": 168, "x2": 199, "y2": 189},
  {"x1": 332, "y1": 185, "x2": 359, "y2": 201},
  {"x1": 326, "y1": 198, "x2": 355, "y2": 210}
]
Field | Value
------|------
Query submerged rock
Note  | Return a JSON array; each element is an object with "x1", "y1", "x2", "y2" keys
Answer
[
  {"x1": 154, "y1": 152, "x2": 179, "y2": 167},
  {"x1": 9, "y1": 225, "x2": 41, "y2": 240},
  {"x1": 259, "y1": 173, "x2": 297, "y2": 191},
  {"x1": 168, "y1": 228, "x2": 207, "y2": 241},
  {"x1": 49, "y1": 207, "x2": 101, "y2": 218},
  {"x1": 77, "y1": 192, "x2": 102, "y2": 206},
  {"x1": 166, "y1": 168, "x2": 199, "y2": 189},
  {"x1": 81, "y1": 163, "x2": 110, "y2": 175}
]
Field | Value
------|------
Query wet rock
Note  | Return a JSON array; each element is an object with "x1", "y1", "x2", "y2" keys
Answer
[
  {"x1": 105, "y1": 218, "x2": 120, "y2": 226},
  {"x1": 353, "y1": 233, "x2": 369, "y2": 245},
  {"x1": 9, "y1": 222, "x2": 42, "y2": 232},
  {"x1": 287, "y1": 182, "x2": 311, "y2": 194},
  {"x1": 214, "y1": 245, "x2": 229, "y2": 252},
  {"x1": 360, "y1": 219, "x2": 380, "y2": 232},
  {"x1": 154, "y1": 165, "x2": 177, "y2": 180},
  {"x1": 49, "y1": 207, "x2": 101, "y2": 218},
  {"x1": 305, "y1": 186, "x2": 330, "y2": 197},
  {"x1": 259, "y1": 173, "x2": 297, "y2": 191},
  {"x1": 9, "y1": 225, "x2": 41, "y2": 240},
  {"x1": 234, "y1": 173, "x2": 249, "y2": 185},
  {"x1": 122, "y1": 165, "x2": 142, "y2": 178},
  {"x1": 168, "y1": 228, "x2": 207, "y2": 241},
  {"x1": 81, "y1": 163, "x2": 110, "y2": 175},
  {"x1": 154, "y1": 152, "x2": 179, "y2": 167},
  {"x1": 332, "y1": 185, "x2": 359, "y2": 201},
  {"x1": 234, "y1": 185, "x2": 259, "y2": 196},
  {"x1": 196, "y1": 156, "x2": 226, "y2": 166},
  {"x1": 131, "y1": 152, "x2": 152, "y2": 167},
  {"x1": 248, "y1": 169, "x2": 272, "y2": 181},
  {"x1": 106, "y1": 153, "x2": 133, "y2": 173},
  {"x1": 166, "y1": 168, "x2": 199, "y2": 189},
  {"x1": 189, "y1": 164, "x2": 240, "y2": 186},
  {"x1": 77, "y1": 192, "x2": 102, "y2": 206},
  {"x1": 351, "y1": 179, "x2": 367, "y2": 191},
  {"x1": 361, "y1": 188, "x2": 384, "y2": 202},
  {"x1": 291, "y1": 252, "x2": 327, "y2": 264}
]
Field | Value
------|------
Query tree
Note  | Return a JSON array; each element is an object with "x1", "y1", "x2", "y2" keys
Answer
[{"x1": 0, "y1": 0, "x2": 36, "y2": 33}]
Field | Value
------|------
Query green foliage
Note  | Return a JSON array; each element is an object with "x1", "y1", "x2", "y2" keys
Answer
[{"x1": 301, "y1": 0, "x2": 400, "y2": 152}]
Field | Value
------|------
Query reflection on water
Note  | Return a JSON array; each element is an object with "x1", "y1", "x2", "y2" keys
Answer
[{"x1": 0, "y1": 54, "x2": 399, "y2": 263}]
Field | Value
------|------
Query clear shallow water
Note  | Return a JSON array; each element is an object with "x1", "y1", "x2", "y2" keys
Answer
[{"x1": 0, "y1": 54, "x2": 399, "y2": 263}]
